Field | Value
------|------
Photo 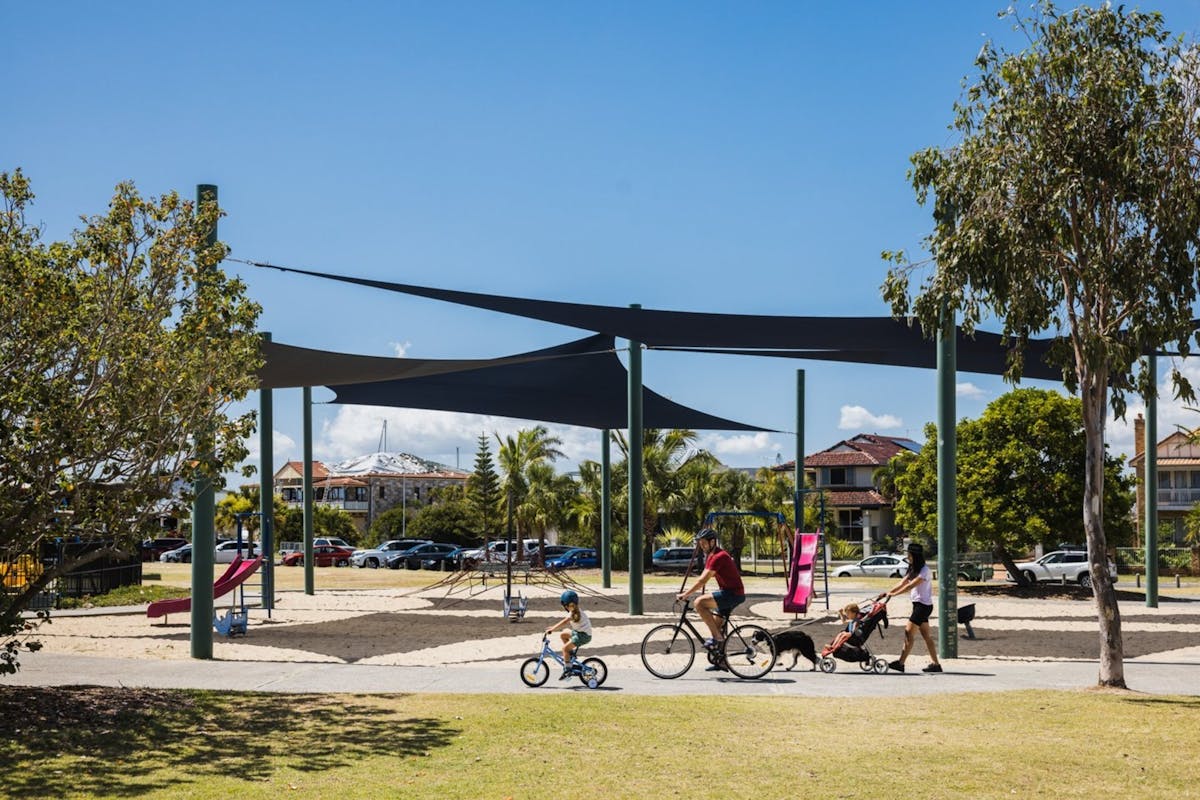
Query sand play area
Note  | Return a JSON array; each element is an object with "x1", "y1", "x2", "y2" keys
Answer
[{"x1": 31, "y1": 571, "x2": 1200, "y2": 672}]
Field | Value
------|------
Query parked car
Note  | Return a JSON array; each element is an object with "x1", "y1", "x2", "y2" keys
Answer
[
  {"x1": 458, "y1": 539, "x2": 540, "y2": 567},
  {"x1": 279, "y1": 537, "x2": 355, "y2": 559},
  {"x1": 834, "y1": 554, "x2": 908, "y2": 578},
  {"x1": 547, "y1": 547, "x2": 598, "y2": 570},
  {"x1": 141, "y1": 537, "x2": 188, "y2": 562},
  {"x1": 281, "y1": 544, "x2": 355, "y2": 568},
  {"x1": 421, "y1": 546, "x2": 468, "y2": 571},
  {"x1": 386, "y1": 542, "x2": 459, "y2": 570},
  {"x1": 214, "y1": 540, "x2": 260, "y2": 563},
  {"x1": 1006, "y1": 550, "x2": 1117, "y2": 589},
  {"x1": 350, "y1": 538, "x2": 432, "y2": 569},
  {"x1": 159, "y1": 544, "x2": 192, "y2": 563},
  {"x1": 539, "y1": 544, "x2": 576, "y2": 561},
  {"x1": 652, "y1": 546, "x2": 698, "y2": 570}
]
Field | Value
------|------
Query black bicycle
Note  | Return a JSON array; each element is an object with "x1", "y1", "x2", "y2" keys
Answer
[{"x1": 640, "y1": 599, "x2": 776, "y2": 680}]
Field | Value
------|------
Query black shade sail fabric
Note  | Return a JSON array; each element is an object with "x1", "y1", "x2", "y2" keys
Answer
[
  {"x1": 246, "y1": 261, "x2": 1065, "y2": 381},
  {"x1": 326, "y1": 334, "x2": 772, "y2": 431},
  {"x1": 257, "y1": 338, "x2": 548, "y2": 389}
]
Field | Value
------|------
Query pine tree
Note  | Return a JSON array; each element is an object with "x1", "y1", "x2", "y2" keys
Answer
[{"x1": 466, "y1": 433, "x2": 503, "y2": 538}]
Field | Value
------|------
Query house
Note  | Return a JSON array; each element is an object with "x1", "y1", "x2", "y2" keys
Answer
[
  {"x1": 1129, "y1": 414, "x2": 1198, "y2": 546},
  {"x1": 775, "y1": 433, "x2": 920, "y2": 547},
  {"x1": 273, "y1": 452, "x2": 469, "y2": 533}
]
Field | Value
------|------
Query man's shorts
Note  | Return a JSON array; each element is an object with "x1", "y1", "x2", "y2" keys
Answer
[
  {"x1": 570, "y1": 630, "x2": 592, "y2": 647},
  {"x1": 713, "y1": 590, "x2": 745, "y2": 615},
  {"x1": 909, "y1": 602, "x2": 933, "y2": 625}
]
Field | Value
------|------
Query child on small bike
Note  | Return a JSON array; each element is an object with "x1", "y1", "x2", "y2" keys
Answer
[{"x1": 545, "y1": 589, "x2": 593, "y2": 679}]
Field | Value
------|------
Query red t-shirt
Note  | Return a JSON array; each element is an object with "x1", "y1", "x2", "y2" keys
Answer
[{"x1": 705, "y1": 549, "x2": 744, "y2": 596}]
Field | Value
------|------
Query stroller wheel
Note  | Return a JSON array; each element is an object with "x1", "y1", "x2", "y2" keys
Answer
[
  {"x1": 872, "y1": 657, "x2": 889, "y2": 674},
  {"x1": 858, "y1": 658, "x2": 874, "y2": 672},
  {"x1": 818, "y1": 656, "x2": 837, "y2": 673}
]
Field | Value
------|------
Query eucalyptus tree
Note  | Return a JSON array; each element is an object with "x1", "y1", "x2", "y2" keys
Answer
[
  {"x1": 882, "y1": 3, "x2": 1200, "y2": 688},
  {"x1": 0, "y1": 172, "x2": 261, "y2": 671}
]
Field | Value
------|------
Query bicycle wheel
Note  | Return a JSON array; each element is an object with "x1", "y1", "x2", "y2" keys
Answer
[
  {"x1": 580, "y1": 657, "x2": 607, "y2": 688},
  {"x1": 519, "y1": 657, "x2": 549, "y2": 687},
  {"x1": 722, "y1": 624, "x2": 776, "y2": 680},
  {"x1": 640, "y1": 624, "x2": 696, "y2": 679}
]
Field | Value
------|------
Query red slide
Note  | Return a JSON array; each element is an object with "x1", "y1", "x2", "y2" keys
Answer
[
  {"x1": 147, "y1": 555, "x2": 263, "y2": 619},
  {"x1": 783, "y1": 532, "x2": 819, "y2": 614}
]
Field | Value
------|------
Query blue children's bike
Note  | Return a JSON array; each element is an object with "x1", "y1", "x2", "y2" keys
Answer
[{"x1": 520, "y1": 634, "x2": 608, "y2": 689}]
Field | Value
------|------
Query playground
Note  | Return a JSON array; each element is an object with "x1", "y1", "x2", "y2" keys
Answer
[{"x1": 18, "y1": 563, "x2": 1200, "y2": 685}]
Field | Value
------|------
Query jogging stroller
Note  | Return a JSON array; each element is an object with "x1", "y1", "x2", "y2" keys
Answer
[{"x1": 817, "y1": 598, "x2": 890, "y2": 674}]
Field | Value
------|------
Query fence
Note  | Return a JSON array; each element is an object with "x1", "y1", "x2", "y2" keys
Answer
[{"x1": 1115, "y1": 547, "x2": 1198, "y2": 575}]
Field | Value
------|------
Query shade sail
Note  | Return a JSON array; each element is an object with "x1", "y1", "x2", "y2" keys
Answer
[
  {"x1": 246, "y1": 261, "x2": 1064, "y2": 380},
  {"x1": 326, "y1": 334, "x2": 772, "y2": 431},
  {"x1": 257, "y1": 338, "x2": 546, "y2": 389}
]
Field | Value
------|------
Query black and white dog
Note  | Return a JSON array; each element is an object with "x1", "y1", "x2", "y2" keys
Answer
[{"x1": 753, "y1": 628, "x2": 819, "y2": 671}]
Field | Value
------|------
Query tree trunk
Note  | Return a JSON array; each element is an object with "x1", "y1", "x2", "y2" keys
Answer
[
  {"x1": 995, "y1": 547, "x2": 1031, "y2": 587},
  {"x1": 1080, "y1": 368, "x2": 1125, "y2": 688}
]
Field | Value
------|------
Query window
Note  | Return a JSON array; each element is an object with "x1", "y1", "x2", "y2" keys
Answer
[
  {"x1": 378, "y1": 486, "x2": 385, "y2": 498},
  {"x1": 828, "y1": 468, "x2": 847, "y2": 485}
]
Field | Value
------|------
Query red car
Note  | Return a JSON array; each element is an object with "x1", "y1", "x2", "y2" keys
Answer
[{"x1": 281, "y1": 545, "x2": 354, "y2": 567}]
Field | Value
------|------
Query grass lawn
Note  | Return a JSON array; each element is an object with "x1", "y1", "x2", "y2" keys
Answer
[{"x1": 1, "y1": 687, "x2": 1196, "y2": 799}]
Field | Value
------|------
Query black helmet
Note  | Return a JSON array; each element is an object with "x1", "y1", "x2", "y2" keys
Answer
[{"x1": 695, "y1": 528, "x2": 718, "y2": 545}]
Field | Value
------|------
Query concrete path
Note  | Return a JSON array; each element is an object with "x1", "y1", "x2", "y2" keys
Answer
[{"x1": 7, "y1": 649, "x2": 1198, "y2": 697}]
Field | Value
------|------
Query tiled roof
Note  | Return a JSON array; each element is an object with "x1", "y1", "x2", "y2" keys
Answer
[
  {"x1": 775, "y1": 433, "x2": 919, "y2": 470},
  {"x1": 279, "y1": 460, "x2": 329, "y2": 479},
  {"x1": 821, "y1": 489, "x2": 887, "y2": 507}
]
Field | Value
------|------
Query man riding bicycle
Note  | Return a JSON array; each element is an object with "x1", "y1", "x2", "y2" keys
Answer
[{"x1": 676, "y1": 528, "x2": 745, "y2": 661}]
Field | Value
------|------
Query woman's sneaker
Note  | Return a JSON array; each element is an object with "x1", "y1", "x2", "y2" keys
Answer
[
  {"x1": 888, "y1": 660, "x2": 905, "y2": 673},
  {"x1": 922, "y1": 663, "x2": 943, "y2": 673}
]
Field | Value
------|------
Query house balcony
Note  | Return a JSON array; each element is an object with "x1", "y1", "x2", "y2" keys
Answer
[
  {"x1": 281, "y1": 498, "x2": 369, "y2": 513},
  {"x1": 1157, "y1": 488, "x2": 1200, "y2": 509}
]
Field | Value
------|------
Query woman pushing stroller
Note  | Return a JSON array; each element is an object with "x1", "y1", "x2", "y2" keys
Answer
[{"x1": 876, "y1": 542, "x2": 942, "y2": 673}]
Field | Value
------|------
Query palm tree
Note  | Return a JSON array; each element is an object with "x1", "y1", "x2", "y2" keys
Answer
[
  {"x1": 496, "y1": 426, "x2": 565, "y2": 563},
  {"x1": 613, "y1": 428, "x2": 712, "y2": 568}
]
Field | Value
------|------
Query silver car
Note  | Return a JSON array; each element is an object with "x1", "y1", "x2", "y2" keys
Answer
[{"x1": 350, "y1": 539, "x2": 431, "y2": 568}]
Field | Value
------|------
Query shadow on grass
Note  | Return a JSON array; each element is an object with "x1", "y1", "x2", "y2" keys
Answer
[{"x1": 0, "y1": 686, "x2": 457, "y2": 797}]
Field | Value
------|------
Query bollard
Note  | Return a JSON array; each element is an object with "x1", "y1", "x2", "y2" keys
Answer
[
  {"x1": 1177, "y1": 574, "x2": 1182, "y2": 589},
  {"x1": 1136, "y1": 573, "x2": 1141, "y2": 588}
]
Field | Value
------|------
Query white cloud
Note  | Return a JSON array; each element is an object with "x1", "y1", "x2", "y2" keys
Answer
[
  {"x1": 956, "y1": 382, "x2": 985, "y2": 399},
  {"x1": 316, "y1": 405, "x2": 605, "y2": 471},
  {"x1": 241, "y1": 429, "x2": 297, "y2": 466},
  {"x1": 838, "y1": 405, "x2": 902, "y2": 430},
  {"x1": 1108, "y1": 360, "x2": 1200, "y2": 465},
  {"x1": 700, "y1": 432, "x2": 780, "y2": 461},
  {"x1": 390, "y1": 340, "x2": 412, "y2": 358}
]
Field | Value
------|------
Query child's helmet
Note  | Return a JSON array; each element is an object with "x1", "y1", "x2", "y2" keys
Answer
[{"x1": 560, "y1": 590, "x2": 579, "y2": 607}]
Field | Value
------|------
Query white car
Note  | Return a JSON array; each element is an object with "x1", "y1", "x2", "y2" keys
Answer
[
  {"x1": 1007, "y1": 550, "x2": 1117, "y2": 589},
  {"x1": 458, "y1": 539, "x2": 540, "y2": 566},
  {"x1": 350, "y1": 538, "x2": 431, "y2": 568},
  {"x1": 834, "y1": 554, "x2": 908, "y2": 578},
  {"x1": 214, "y1": 540, "x2": 260, "y2": 563}
]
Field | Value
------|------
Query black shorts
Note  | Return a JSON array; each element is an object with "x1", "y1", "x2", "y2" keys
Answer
[{"x1": 909, "y1": 602, "x2": 933, "y2": 625}]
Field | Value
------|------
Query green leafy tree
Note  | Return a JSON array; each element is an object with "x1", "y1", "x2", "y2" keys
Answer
[
  {"x1": 275, "y1": 505, "x2": 359, "y2": 545},
  {"x1": 465, "y1": 433, "x2": 503, "y2": 537},
  {"x1": 894, "y1": 389, "x2": 1133, "y2": 583},
  {"x1": 405, "y1": 498, "x2": 482, "y2": 546},
  {"x1": 882, "y1": 4, "x2": 1200, "y2": 687},
  {"x1": 366, "y1": 506, "x2": 411, "y2": 545},
  {"x1": 0, "y1": 171, "x2": 261, "y2": 672}
]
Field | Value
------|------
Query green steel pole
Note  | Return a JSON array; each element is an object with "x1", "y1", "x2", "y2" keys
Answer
[
  {"x1": 1145, "y1": 355, "x2": 1158, "y2": 608},
  {"x1": 628, "y1": 305, "x2": 644, "y2": 615},
  {"x1": 936, "y1": 303, "x2": 958, "y2": 658},
  {"x1": 601, "y1": 429, "x2": 612, "y2": 589},
  {"x1": 303, "y1": 387, "x2": 314, "y2": 595},
  {"x1": 794, "y1": 370, "x2": 804, "y2": 529},
  {"x1": 190, "y1": 183, "x2": 218, "y2": 660},
  {"x1": 259, "y1": 332, "x2": 275, "y2": 614}
]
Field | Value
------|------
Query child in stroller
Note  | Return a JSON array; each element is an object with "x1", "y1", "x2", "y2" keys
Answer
[{"x1": 817, "y1": 599, "x2": 890, "y2": 674}]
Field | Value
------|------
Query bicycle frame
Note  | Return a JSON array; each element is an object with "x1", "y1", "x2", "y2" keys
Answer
[
  {"x1": 640, "y1": 599, "x2": 776, "y2": 680},
  {"x1": 521, "y1": 634, "x2": 608, "y2": 689}
]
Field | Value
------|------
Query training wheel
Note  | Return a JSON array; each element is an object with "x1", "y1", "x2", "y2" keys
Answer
[{"x1": 818, "y1": 656, "x2": 837, "y2": 673}]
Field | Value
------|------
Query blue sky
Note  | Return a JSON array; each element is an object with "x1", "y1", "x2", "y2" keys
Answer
[{"x1": 8, "y1": 2, "x2": 1200, "y2": 482}]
